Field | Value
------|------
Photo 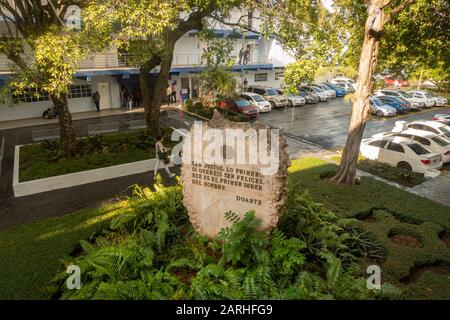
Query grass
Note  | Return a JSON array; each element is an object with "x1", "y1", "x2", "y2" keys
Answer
[
  {"x1": 19, "y1": 128, "x2": 176, "y2": 182},
  {"x1": 331, "y1": 155, "x2": 426, "y2": 187},
  {"x1": 1, "y1": 157, "x2": 449, "y2": 299},
  {"x1": 0, "y1": 201, "x2": 125, "y2": 299},
  {"x1": 288, "y1": 157, "x2": 450, "y2": 299}
]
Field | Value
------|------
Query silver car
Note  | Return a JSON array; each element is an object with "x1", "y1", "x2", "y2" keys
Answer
[
  {"x1": 369, "y1": 97, "x2": 397, "y2": 117},
  {"x1": 410, "y1": 90, "x2": 448, "y2": 107},
  {"x1": 276, "y1": 90, "x2": 306, "y2": 107},
  {"x1": 240, "y1": 92, "x2": 272, "y2": 113}
]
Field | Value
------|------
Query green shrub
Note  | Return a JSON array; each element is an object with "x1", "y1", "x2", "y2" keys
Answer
[{"x1": 51, "y1": 184, "x2": 398, "y2": 300}]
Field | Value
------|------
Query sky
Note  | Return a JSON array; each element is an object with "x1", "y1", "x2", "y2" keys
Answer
[{"x1": 322, "y1": 0, "x2": 334, "y2": 12}]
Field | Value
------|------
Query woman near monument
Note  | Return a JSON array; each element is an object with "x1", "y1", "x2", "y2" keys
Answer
[{"x1": 154, "y1": 135, "x2": 176, "y2": 180}]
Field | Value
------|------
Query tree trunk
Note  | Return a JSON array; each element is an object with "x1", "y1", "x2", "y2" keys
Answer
[
  {"x1": 50, "y1": 93, "x2": 75, "y2": 154},
  {"x1": 332, "y1": 4, "x2": 385, "y2": 185},
  {"x1": 147, "y1": 48, "x2": 175, "y2": 137},
  {"x1": 139, "y1": 57, "x2": 161, "y2": 132}
]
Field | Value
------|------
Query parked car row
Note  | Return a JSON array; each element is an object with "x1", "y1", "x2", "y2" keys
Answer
[
  {"x1": 361, "y1": 118, "x2": 450, "y2": 175},
  {"x1": 218, "y1": 83, "x2": 350, "y2": 118},
  {"x1": 369, "y1": 89, "x2": 448, "y2": 118}
]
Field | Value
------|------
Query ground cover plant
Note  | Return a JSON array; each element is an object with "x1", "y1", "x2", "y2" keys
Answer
[
  {"x1": 51, "y1": 182, "x2": 397, "y2": 300},
  {"x1": 19, "y1": 128, "x2": 176, "y2": 182},
  {"x1": 289, "y1": 157, "x2": 450, "y2": 299},
  {"x1": 184, "y1": 100, "x2": 249, "y2": 123}
]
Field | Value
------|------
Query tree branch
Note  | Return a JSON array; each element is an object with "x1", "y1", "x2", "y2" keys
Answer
[{"x1": 384, "y1": 0, "x2": 417, "y2": 25}]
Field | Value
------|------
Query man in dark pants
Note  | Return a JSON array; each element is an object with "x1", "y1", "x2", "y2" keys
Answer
[{"x1": 93, "y1": 91, "x2": 100, "y2": 112}]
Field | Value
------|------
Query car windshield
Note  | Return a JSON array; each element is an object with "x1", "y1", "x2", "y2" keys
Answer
[
  {"x1": 432, "y1": 136, "x2": 450, "y2": 147},
  {"x1": 371, "y1": 98, "x2": 382, "y2": 106},
  {"x1": 398, "y1": 90, "x2": 412, "y2": 98},
  {"x1": 249, "y1": 95, "x2": 264, "y2": 102},
  {"x1": 426, "y1": 91, "x2": 437, "y2": 97},
  {"x1": 439, "y1": 126, "x2": 450, "y2": 138},
  {"x1": 235, "y1": 99, "x2": 250, "y2": 108},
  {"x1": 408, "y1": 143, "x2": 431, "y2": 155},
  {"x1": 312, "y1": 86, "x2": 324, "y2": 92},
  {"x1": 266, "y1": 89, "x2": 278, "y2": 96}
]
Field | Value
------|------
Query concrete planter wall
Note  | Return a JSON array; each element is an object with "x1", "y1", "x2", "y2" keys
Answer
[{"x1": 13, "y1": 145, "x2": 175, "y2": 197}]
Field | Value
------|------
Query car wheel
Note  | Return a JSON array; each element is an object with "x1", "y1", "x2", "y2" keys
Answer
[
  {"x1": 288, "y1": 101, "x2": 293, "y2": 108},
  {"x1": 397, "y1": 162, "x2": 412, "y2": 172},
  {"x1": 270, "y1": 101, "x2": 276, "y2": 109},
  {"x1": 376, "y1": 110, "x2": 384, "y2": 117}
]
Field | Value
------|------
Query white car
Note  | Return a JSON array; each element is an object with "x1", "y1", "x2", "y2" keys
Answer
[
  {"x1": 240, "y1": 93, "x2": 272, "y2": 113},
  {"x1": 374, "y1": 89, "x2": 426, "y2": 108},
  {"x1": 407, "y1": 90, "x2": 436, "y2": 107},
  {"x1": 384, "y1": 129, "x2": 450, "y2": 163},
  {"x1": 275, "y1": 90, "x2": 306, "y2": 107},
  {"x1": 392, "y1": 120, "x2": 450, "y2": 141},
  {"x1": 316, "y1": 84, "x2": 337, "y2": 98},
  {"x1": 410, "y1": 90, "x2": 448, "y2": 106},
  {"x1": 301, "y1": 86, "x2": 330, "y2": 101},
  {"x1": 432, "y1": 114, "x2": 450, "y2": 125},
  {"x1": 369, "y1": 97, "x2": 397, "y2": 117},
  {"x1": 360, "y1": 136, "x2": 443, "y2": 173},
  {"x1": 331, "y1": 77, "x2": 357, "y2": 91}
]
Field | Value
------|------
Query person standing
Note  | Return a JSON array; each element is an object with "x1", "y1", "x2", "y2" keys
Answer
[
  {"x1": 93, "y1": 91, "x2": 100, "y2": 112},
  {"x1": 154, "y1": 135, "x2": 176, "y2": 179},
  {"x1": 166, "y1": 84, "x2": 173, "y2": 106},
  {"x1": 238, "y1": 47, "x2": 244, "y2": 65},
  {"x1": 171, "y1": 81, "x2": 177, "y2": 103},
  {"x1": 394, "y1": 79, "x2": 400, "y2": 90},
  {"x1": 243, "y1": 46, "x2": 250, "y2": 65}
]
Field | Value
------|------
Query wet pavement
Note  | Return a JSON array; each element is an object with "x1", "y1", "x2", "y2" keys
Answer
[{"x1": 256, "y1": 98, "x2": 450, "y2": 149}]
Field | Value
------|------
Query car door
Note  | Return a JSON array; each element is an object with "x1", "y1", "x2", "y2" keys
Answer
[
  {"x1": 383, "y1": 141, "x2": 405, "y2": 166},
  {"x1": 364, "y1": 140, "x2": 388, "y2": 160}
]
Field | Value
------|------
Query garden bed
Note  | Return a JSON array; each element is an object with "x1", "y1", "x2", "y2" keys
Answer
[
  {"x1": 19, "y1": 128, "x2": 176, "y2": 182},
  {"x1": 331, "y1": 156, "x2": 426, "y2": 187},
  {"x1": 184, "y1": 100, "x2": 249, "y2": 122}
]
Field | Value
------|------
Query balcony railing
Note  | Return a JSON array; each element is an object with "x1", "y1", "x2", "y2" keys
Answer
[{"x1": 0, "y1": 53, "x2": 273, "y2": 73}]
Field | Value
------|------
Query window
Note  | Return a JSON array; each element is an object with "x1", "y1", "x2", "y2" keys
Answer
[
  {"x1": 254, "y1": 73, "x2": 267, "y2": 82},
  {"x1": 410, "y1": 124, "x2": 440, "y2": 135},
  {"x1": 68, "y1": 84, "x2": 92, "y2": 99},
  {"x1": 408, "y1": 143, "x2": 431, "y2": 155},
  {"x1": 432, "y1": 136, "x2": 450, "y2": 147},
  {"x1": 11, "y1": 88, "x2": 50, "y2": 104},
  {"x1": 412, "y1": 136, "x2": 431, "y2": 146},
  {"x1": 386, "y1": 142, "x2": 404, "y2": 153},
  {"x1": 369, "y1": 140, "x2": 387, "y2": 148},
  {"x1": 275, "y1": 72, "x2": 284, "y2": 80}
]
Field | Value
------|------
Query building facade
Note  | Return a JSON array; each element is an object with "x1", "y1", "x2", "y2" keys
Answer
[{"x1": 0, "y1": 7, "x2": 293, "y2": 122}]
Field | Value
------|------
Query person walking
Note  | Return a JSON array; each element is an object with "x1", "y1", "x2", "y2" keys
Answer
[
  {"x1": 166, "y1": 84, "x2": 173, "y2": 106},
  {"x1": 127, "y1": 95, "x2": 133, "y2": 110},
  {"x1": 93, "y1": 91, "x2": 100, "y2": 112},
  {"x1": 154, "y1": 135, "x2": 176, "y2": 180}
]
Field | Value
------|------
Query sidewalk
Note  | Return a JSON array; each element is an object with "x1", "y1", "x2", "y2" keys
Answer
[{"x1": 0, "y1": 103, "x2": 181, "y2": 131}]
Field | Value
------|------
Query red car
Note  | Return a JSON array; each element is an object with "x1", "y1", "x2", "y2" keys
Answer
[
  {"x1": 218, "y1": 98, "x2": 259, "y2": 118},
  {"x1": 384, "y1": 77, "x2": 409, "y2": 87}
]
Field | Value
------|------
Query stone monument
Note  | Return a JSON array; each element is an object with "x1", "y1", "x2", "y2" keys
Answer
[{"x1": 181, "y1": 110, "x2": 290, "y2": 238}]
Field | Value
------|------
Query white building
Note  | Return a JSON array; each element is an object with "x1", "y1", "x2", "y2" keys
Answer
[{"x1": 0, "y1": 7, "x2": 293, "y2": 122}]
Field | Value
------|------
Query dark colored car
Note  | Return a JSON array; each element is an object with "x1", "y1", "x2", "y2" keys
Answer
[
  {"x1": 297, "y1": 90, "x2": 319, "y2": 104},
  {"x1": 375, "y1": 95, "x2": 412, "y2": 113},
  {"x1": 320, "y1": 83, "x2": 346, "y2": 97},
  {"x1": 218, "y1": 98, "x2": 259, "y2": 118}
]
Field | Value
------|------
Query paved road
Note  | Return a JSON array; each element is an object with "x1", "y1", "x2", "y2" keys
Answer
[{"x1": 256, "y1": 98, "x2": 450, "y2": 149}]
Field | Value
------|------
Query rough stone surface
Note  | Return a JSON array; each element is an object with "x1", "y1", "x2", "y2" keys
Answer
[{"x1": 182, "y1": 111, "x2": 290, "y2": 238}]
